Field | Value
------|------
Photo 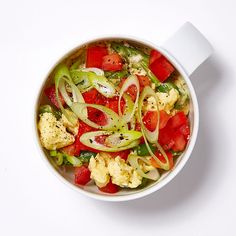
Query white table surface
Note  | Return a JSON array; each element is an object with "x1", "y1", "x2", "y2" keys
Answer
[{"x1": 1, "y1": 0, "x2": 236, "y2": 235}]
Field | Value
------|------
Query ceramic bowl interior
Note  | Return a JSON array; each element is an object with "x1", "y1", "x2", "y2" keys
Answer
[{"x1": 35, "y1": 37, "x2": 196, "y2": 201}]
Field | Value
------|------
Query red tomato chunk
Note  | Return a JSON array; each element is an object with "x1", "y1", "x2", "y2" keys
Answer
[
  {"x1": 142, "y1": 111, "x2": 158, "y2": 132},
  {"x1": 149, "y1": 50, "x2": 175, "y2": 82},
  {"x1": 108, "y1": 150, "x2": 130, "y2": 161},
  {"x1": 86, "y1": 46, "x2": 108, "y2": 68},
  {"x1": 137, "y1": 75, "x2": 150, "y2": 92},
  {"x1": 74, "y1": 166, "x2": 91, "y2": 185},
  {"x1": 158, "y1": 112, "x2": 190, "y2": 151},
  {"x1": 44, "y1": 86, "x2": 65, "y2": 108},
  {"x1": 149, "y1": 49, "x2": 162, "y2": 65},
  {"x1": 102, "y1": 53, "x2": 123, "y2": 71},
  {"x1": 159, "y1": 110, "x2": 171, "y2": 129},
  {"x1": 99, "y1": 180, "x2": 119, "y2": 194},
  {"x1": 150, "y1": 151, "x2": 174, "y2": 169}
]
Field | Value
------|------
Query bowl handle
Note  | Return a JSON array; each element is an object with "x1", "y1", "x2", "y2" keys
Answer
[{"x1": 162, "y1": 22, "x2": 213, "y2": 76}]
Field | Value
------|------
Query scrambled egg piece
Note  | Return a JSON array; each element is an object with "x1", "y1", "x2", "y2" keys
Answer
[
  {"x1": 146, "y1": 88, "x2": 180, "y2": 114},
  {"x1": 88, "y1": 153, "x2": 110, "y2": 188},
  {"x1": 108, "y1": 157, "x2": 142, "y2": 188},
  {"x1": 156, "y1": 88, "x2": 180, "y2": 113},
  {"x1": 128, "y1": 54, "x2": 147, "y2": 76},
  {"x1": 129, "y1": 54, "x2": 143, "y2": 64},
  {"x1": 89, "y1": 153, "x2": 142, "y2": 188},
  {"x1": 60, "y1": 109, "x2": 78, "y2": 135},
  {"x1": 38, "y1": 112, "x2": 75, "y2": 150},
  {"x1": 173, "y1": 75, "x2": 190, "y2": 115}
]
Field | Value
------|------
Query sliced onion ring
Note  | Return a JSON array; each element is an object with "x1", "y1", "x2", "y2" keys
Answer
[
  {"x1": 138, "y1": 86, "x2": 159, "y2": 143},
  {"x1": 80, "y1": 131, "x2": 140, "y2": 152},
  {"x1": 128, "y1": 154, "x2": 160, "y2": 181},
  {"x1": 54, "y1": 64, "x2": 79, "y2": 125},
  {"x1": 118, "y1": 75, "x2": 140, "y2": 123},
  {"x1": 138, "y1": 86, "x2": 170, "y2": 170},
  {"x1": 71, "y1": 102, "x2": 127, "y2": 131}
]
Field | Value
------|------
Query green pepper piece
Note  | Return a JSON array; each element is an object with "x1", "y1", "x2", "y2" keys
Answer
[
  {"x1": 79, "y1": 151, "x2": 97, "y2": 162},
  {"x1": 39, "y1": 105, "x2": 53, "y2": 114},
  {"x1": 138, "y1": 178, "x2": 149, "y2": 189},
  {"x1": 157, "y1": 82, "x2": 179, "y2": 93},
  {"x1": 65, "y1": 155, "x2": 82, "y2": 167},
  {"x1": 49, "y1": 150, "x2": 57, "y2": 157},
  {"x1": 55, "y1": 152, "x2": 64, "y2": 166},
  {"x1": 134, "y1": 143, "x2": 156, "y2": 156},
  {"x1": 111, "y1": 42, "x2": 149, "y2": 64},
  {"x1": 104, "y1": 70, "x2": 129, "y2": 80},
  {"x1": 171, "y1": 151, "x2": 183, "y2": 156}
]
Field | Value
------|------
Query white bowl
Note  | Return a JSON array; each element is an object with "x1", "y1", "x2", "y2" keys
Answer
[{"x1": 34, "y1": 22, "x2": 213, "y2": 201}]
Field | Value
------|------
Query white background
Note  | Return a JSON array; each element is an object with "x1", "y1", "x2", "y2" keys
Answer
[{"x1": 0, "y1": 0, "x2": 235, "y2": 235}]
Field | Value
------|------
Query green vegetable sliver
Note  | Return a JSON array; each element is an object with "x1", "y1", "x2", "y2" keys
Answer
[
  {"x1": 127, "y1": 154, "x2": 160, "y2": 181},
  {"x1": 138, "y1": 86, "x2": 170, "y2": 170},
  {"x1": 118, "y1": 75, "x2": 140, "y2": 123},
  {"x1": 138, "y1": 86, "x2": 160, "y2": 143},
  {"x1": 71, "y1": 102, "x2": 126, "y2": 131},
  {"x1": 54, "y1": 64, "x2": 81, "y2": 126},
  {"x1": 88, "y1": 73, "x2": 116, "y2": 98},
  {"x1": 79, "y1": 130, "x2": 141, "y2": 152}
]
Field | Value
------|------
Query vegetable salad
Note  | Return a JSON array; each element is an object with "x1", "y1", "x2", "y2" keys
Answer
[{"x1": 37, "y1": 40, "x2": 190, "y2": 194}]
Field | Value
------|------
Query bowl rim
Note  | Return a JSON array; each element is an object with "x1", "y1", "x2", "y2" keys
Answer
[{"x1": 34, "y1": 35, "x2": 199, "y2": 202}]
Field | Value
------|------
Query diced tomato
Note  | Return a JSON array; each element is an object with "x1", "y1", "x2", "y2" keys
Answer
[
  {"x1": 87, "y1": 107, "x2": 107, "y2": 126},
  {"x1": 74, "y1": 121, "x2": 98, "y2": 154},
  {"x1": 86, "y1": 46, "x2": 108, "y2": 68},
  {"x1": 134, "y1": 122, "x2": 144, "y2": 143},
  {"x1": 149, "y1": 49, "x2": 162, "y2": 65},
  {"x1": 135, "y1": 122, "x2": 141, "y2": 132},
  {"x1": 142, "y1": 111, "x2": 158, "y2": 132},
  {"x1": 74, "y1": 166, "x2": 91, "y2": 185},
  {"x1": 95, "y1": 93, "x2": 108, "y2": 106},
  {"x1": 126, "y1": 84, "x2": 137, "y2": 102},
  {"x1": 108, "y1": 150, "x2": 130, "y2": 161},
  {"x1": 82, "y1": 88, "x2": 98, "y2": 104},
  {"x1": 102, "y1": 53, "x2": 123, "y2": 71},
  {"x1": 119, "y1": 78, "x2": 137, "y2": 102},
  {"x1": 61, "y1": 144, "x2": 77, "y2": 156},
  {"x1": 159, "y1": 110, "x2": 171, "y2": 129},
  {"x1": 158, "y1": 125, "x2": 175, "y2": 150},
  {"x1": 172, "y1": 131, "x2": 186, "y2": 151},
  {"x1": 94, "y1": 135, "x2": 108, "y2": 145},
  {"x1": 105, "y1": 96, "x2": 125, "y2": 114},
  {"x1": 137, "y1": 75, "x2": 150, "y2": 91},
  {"x1": 179, "y1": 124, "x2": 190, "y2": 139},
  {"x1": 99, "y1": 180, "x2": 119, "y2": 194},
  {"x1": 105, "y1": 100, "x2": 119, "y2": 114},
  {"x1": 158, "y1": 112, "x2": 190, "y2": 151},
  {"x1": 149, "y1": 56, "x2": 175, "y2": 82},
  {"x1": 168, "y1": 112, "x2": 188, "y2": 129},
  {"x1": 150, "y1": 151, "x2": 174, "y2": 170},
  {"x1": 44, "y1": 86, "x2": 65, "y2": 108}
]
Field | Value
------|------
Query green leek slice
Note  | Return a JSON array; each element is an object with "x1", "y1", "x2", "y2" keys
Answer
[
  {"x1": 54, "y1": 64, "x2": 78, "y2": 125},
  {"x1": 104, "y1": 130, "x2": 142, "y2": 147},
  {"x1": 128, "y1": 154, "x2": 160, "y2": 181},
  {"x1": 71, "y1": 67, "x2": 104, "y2": 88},
  {"x1": 88, "y1": 73, "x2": 116, "y2": 98},
  {"x1": 71, "y1": 102, "x2": 126, "y2": 131},
  {"x1": 138, "y1": 86, "x2": 159, "y2": 143},
  {"x1": 54, "y1": 64, "x2": 86, "y2": 125},
  {"x1": 71, "y1": 69, "x2": 116, "y2": 97},
  {"x1": 138, "y1": 86, "x2": 170, "y2": 170},
  {"x1": 118, "y1": 75, "x2": 140, "y2": 123},
  {"x1": 80, "y1": 131, "x2": 141, "y2": 152}
]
